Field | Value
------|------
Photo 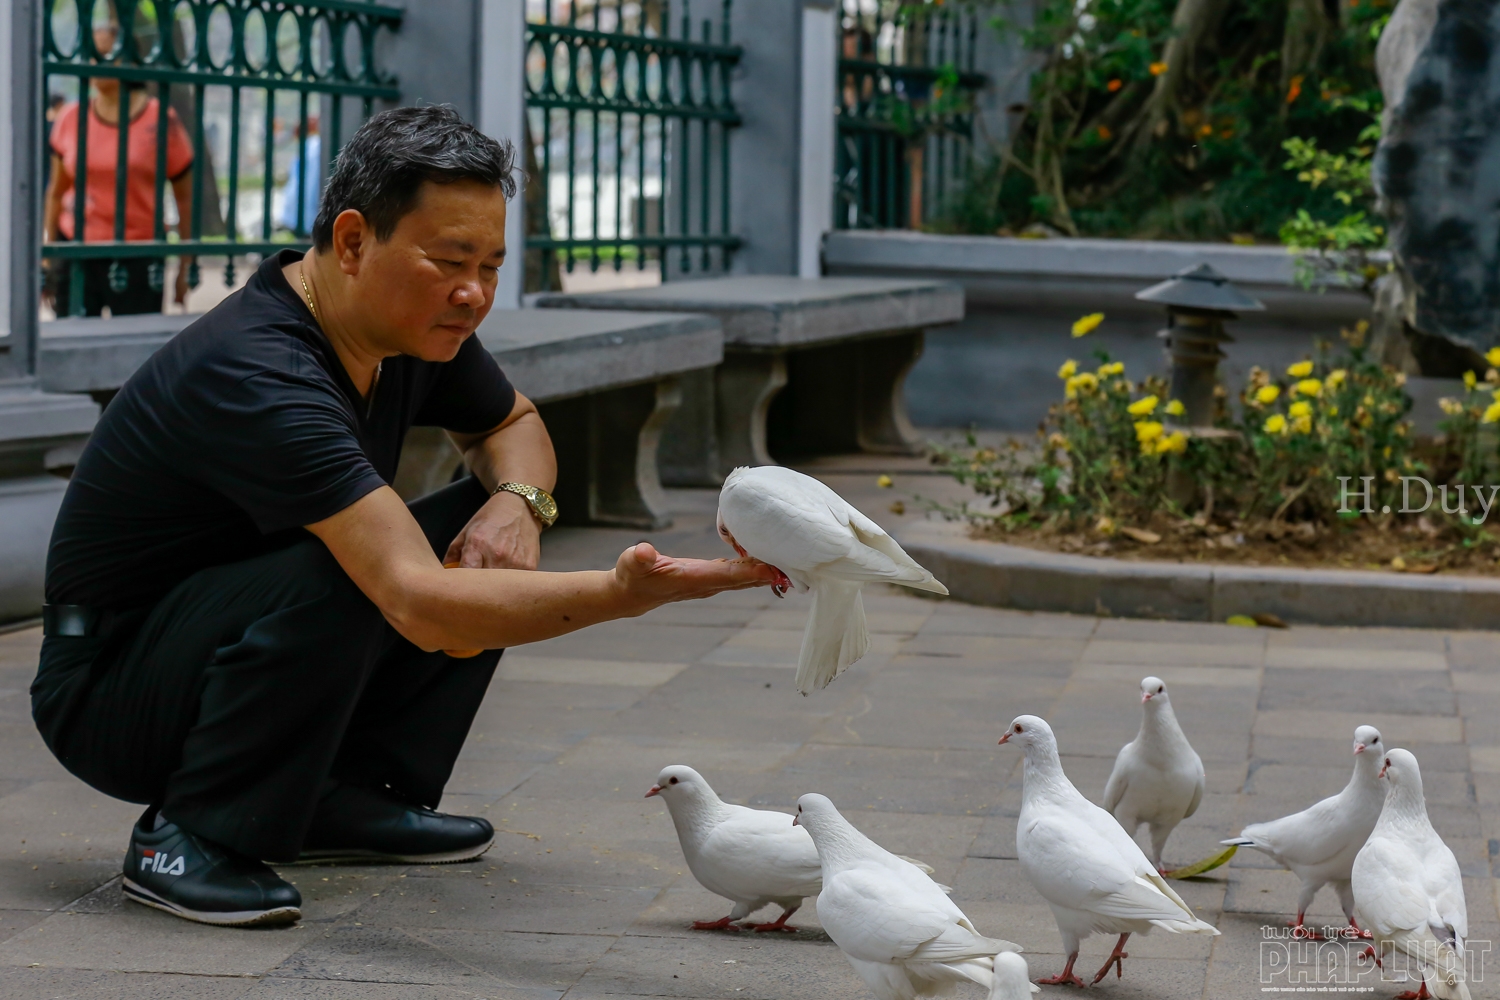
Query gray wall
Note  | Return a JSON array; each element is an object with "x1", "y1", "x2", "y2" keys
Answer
[
  {"x1": 380, "y1": 0, "x2": 482, "y2": 120},
  {"x1": 729, "y1": 0, "x2": 805, "y2": 276}
]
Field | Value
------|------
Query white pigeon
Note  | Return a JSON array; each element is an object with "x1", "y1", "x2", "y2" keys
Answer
[
  {"x1": 1102, "y1": 676, "x2": 1206, "y2": 873},
  {"x1": 716, "y1": 466, "x2": 948, "y2": 694},
  {"x1": 989, "y1": 951, "x2": 1041, "y2": 1000},
  {"x1": 1000, "y1": 715, "x2": 1219, "y2": 987},
  {"x1": 793, "y1": 792, "x2": 1021, "y2": 1000},
  {"x1": 1222, "y1": 725, "x2": 1385, "y2": 938},
  {"x1": 646, "y1": 765, "x2": 822, "y2": 931},
  {"x1": 1352, "y1": 748, "x2": 1470, "y2": 1000}
]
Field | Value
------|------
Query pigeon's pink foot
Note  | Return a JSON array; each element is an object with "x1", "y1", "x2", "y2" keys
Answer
[
  {"x1": 1287, "y1": 915, "x2": 1326, "y2": 941},
  {"x1": 769, "y1": 567, "x2": 791, "y2": 599},
  {"x1": 1090, "y1": 933, "x2": 1131, "y2": 985},
  {"x1": 748, "y1": 906, "x2": 799, "y2": 932},
  {"x1": 1394, "y1": 983, "x2": 1430, "y2": 1000},
  {"x1": 1358, "y1": 945, "x2": 1382, "y2": 969},
  {"x1": 1036, "y1": 953, "x2": 1087, "y2": 988},
  {"x1": 691, "y1": 917, "x2": 741, "y2": 932}
]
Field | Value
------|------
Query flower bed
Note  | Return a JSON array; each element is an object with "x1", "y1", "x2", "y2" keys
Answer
[{"x1": 930, "y1": 316, "x2": 1500, "y2": 577}]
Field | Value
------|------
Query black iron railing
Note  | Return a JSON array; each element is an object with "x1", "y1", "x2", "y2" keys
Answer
[
  {"x1": 42, "y1": 0, "x2": 401, "y2": 316},
  {"x1": 524, "y1": 0, "x2": 742, "y2": 290},
  {"x1": 836, "y1": 0, "x2": 985, "y2": 230}
]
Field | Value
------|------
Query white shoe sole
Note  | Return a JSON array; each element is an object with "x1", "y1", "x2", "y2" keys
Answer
[
  {"x1": 122, "y1": 878, "x2": 300, "y2": 927},
  {"x1": 293, "y1": 836, "x2": 494, "y2": 866}
]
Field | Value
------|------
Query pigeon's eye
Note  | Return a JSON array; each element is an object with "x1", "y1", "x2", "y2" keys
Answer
[
  {"x1": 669, "y1": 776, "x2": 679, "y2": 785},
  {"x1": 1157, "y1": 686, "x2": 1164, "y2": 693},
  {"x1": 1014, "y1": 724, "x2": 1024, "y2": 733}
]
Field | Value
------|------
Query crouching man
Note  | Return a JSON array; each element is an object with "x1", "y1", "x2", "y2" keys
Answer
[{"x1": 31, "y1": 106, "x2": 775, "y2": 927}]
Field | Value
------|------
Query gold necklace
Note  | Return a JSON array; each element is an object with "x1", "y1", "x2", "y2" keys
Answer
[{"x1": 298, "y1": 262, "x2": 319, "y2": 323}]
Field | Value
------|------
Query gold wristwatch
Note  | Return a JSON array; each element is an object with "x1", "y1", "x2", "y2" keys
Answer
[{"x1": 493, "y1": 482, "x2": 559, "y2": 528}]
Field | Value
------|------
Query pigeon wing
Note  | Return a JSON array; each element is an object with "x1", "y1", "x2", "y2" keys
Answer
[
  {"x1": 1023, "y1": 812, "x2": 1196, "y2": 924},
  {"x1": 1102, "y1": 743, "x2": 1134, "y2": 815},
  {"x1": 1355, "y1": 837, "x2": 1432, "y2": 937},
  {"x1": 819, "y1": 867, "x2": 1012, "y2": 964},
  {"x1": 700, "y1": 807, "x2": 823, "y2": 899}
]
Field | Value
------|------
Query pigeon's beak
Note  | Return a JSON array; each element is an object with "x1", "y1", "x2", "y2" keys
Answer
[
  {"x1": 997, "y1": 731, "x2": 1012, "y2": 745},
  {"x1": 1141, "y1": 692, "x2": 1153, "y2": 703},
  {"x1": 644, "y1": 785, "x2": 662, "y2": 798},
  {"x1": 1354, "y1": 742, "x2": 1366, "y2": 755},
  {"x1": 791, "y1": 814, "x2": 799, "y2": 826},
  {"x1": 1378, "y1": 760, "x2": 1390, "y2": 779}
]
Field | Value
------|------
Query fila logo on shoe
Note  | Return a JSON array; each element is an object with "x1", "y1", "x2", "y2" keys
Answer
[{"x1": 139, "y1": 849, "x2": 186, "y2": 876}]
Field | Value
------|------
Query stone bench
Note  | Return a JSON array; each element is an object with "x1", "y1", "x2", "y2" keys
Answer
[
  {"x1": 537, "y1": 276, "x2": 964, "y2": 485},
  {"x1": 38, "y1": 308, "x2": 722, "y2": 531}
]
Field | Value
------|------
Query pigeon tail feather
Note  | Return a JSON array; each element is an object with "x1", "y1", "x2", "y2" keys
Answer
[{"x1": 795, "y1": 580, "x2": 868, "y2": 694}]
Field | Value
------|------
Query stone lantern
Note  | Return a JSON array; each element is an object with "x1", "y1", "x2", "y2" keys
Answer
[{"x1": 1135, "y1": 263, "x2": 1264, "y2": 428}]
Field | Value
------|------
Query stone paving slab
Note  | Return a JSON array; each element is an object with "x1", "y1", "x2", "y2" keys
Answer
[{"x1": 0, "y1": 476, "x2": 1497, "y2": 999}]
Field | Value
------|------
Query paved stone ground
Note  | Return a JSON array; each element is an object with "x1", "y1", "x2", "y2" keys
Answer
[{"x1": 1, "y1": 458, "x2": 1498, "y2": 1000}]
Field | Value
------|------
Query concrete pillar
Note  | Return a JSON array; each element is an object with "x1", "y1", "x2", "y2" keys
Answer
[
  {"x1": 1, "y1": 0, "x2": 100, "y2": 623},
  {"x1": 730, "y1": 0, "x2": 836, "y2": 276},
  {"x1": 970, "y1": 1, "x2": 1039, "y2": 154},
  {"x1": 479, "y1": 0, "x2": 526, "y2": 310}
]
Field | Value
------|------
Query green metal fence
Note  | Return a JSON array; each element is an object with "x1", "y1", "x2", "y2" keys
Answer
[
  {"x1": 524, "y1": 0, "x2": 742, "y2": 291},
  {"x1": 41, "y1": 0, "x2": 402, "y2": 317},
  {"x1": 836, "y1": 0, "x2": 985, "y2": 231}
]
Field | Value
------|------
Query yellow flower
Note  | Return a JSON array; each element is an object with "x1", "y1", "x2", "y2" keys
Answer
[
  {"x1": 1264, "y1": 413, "x2": 1288, "y2": 435},
  {"x1": 1164, "y1": 399, "x2": 1185, "y2": 417},
  {"x1": 1326, "y1": 369, "x2": 1347, "y2": 388},
  {"x1": 1057, "y1": 359, "x2": 1077, "y2": 379},
  {"x1": 1134, "y1": 420, "x2": 1164, "y2": 444},
  {"x1": 877, "y1": 475, "x2": 893, "y2": 488},
  {"x1": 1294, "y1": 378, "x2": 1323, "y2": 397},
  {"x1": 1071, "y1": 313, "x2": 1105, "y2": 337},
  {"x1": 1486, "y1": 347, "x2": 1500, "y2": 368},
  {"x1": 1254, "y1": 385, "x2": 1281, "y2": 405},
  {"x1": 1064, "y1": 372, "x2": 1098, "y2": 399},
  {"x1": 1127, "y1": 395, "x2": 1160, "y2": 416},
  {"x1": 1288, "y1": 401, "x2": 1311, "y2": 418},
  {"x1": 1439, "y1": 397, "x2": 1464, "y2": 416},
  {"x1": 1287, "y1": 360, "x2": 1314, "y2": 378},
  {"x1": 1327, "y1": 405, "x2": 1339, "y2": 417},
  {"x1": 1464, "y1": 370, "x2": 1477, "y2": 390},
  {"x1": 1483, "y1": 402, "x2": 1500, "y2": 424},
  {"x1": 1148, "y1": 61, "x2": 1168, "y2": 76},
  {"x1": 1155, "y1": 430, "x2": 1188, "y2": 455},
  {"x1": 1292, "y1": 414, "x2": 1313, "y2": 435},
  {"x1": 1097, "y1": 361, "x2": 1125, "y2": 378}
]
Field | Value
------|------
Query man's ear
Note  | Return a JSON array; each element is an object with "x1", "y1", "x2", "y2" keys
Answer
[{"x1": 331, "y1": 209, "x2": 370, "y2": 275}]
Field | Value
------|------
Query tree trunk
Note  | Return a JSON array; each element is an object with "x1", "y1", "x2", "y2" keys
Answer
[
  {"x1": 1130, "y1": 0, "x2": 1233, "y2": 151},
  {"x1": 1281, "y1": 0, "x2": 1332, "y2": 93}
]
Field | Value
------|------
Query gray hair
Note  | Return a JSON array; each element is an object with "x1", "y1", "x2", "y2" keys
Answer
[{"x1": 311, "y1": 105, "x2": 518, "y2": 250}]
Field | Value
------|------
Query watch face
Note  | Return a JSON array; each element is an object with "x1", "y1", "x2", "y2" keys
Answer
[{"x1": 535, "y1": 492, "x2": 559, "y2": 520}]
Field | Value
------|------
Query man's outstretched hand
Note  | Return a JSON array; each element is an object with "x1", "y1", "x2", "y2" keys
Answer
[{"x1": 612, "y1": 542, "x2": 781, "y2": 615}]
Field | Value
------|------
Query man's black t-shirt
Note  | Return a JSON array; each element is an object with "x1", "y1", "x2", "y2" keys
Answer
[{"x1": 46, "y1": 249, "x2": 516, "y2": 611}]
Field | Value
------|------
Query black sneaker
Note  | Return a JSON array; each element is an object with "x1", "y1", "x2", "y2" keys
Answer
[
  {"x1": 124, "y1": 808, "x2": 301, "y2": 927},
  {"x1": 298, "y1": 783, "x2": 494, "y2": 864}
]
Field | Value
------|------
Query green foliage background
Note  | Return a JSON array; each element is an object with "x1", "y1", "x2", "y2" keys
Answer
[{"x1": 942, "y1": 0, "x2": 1392, "y2": 242}]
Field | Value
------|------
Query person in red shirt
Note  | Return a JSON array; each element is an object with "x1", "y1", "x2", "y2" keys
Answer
[{"x1": 43, "y1": 44, "x2": 196, "y2": 316}]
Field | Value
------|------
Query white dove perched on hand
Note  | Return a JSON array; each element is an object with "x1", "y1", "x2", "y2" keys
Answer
[
  {"x1": 1103, "y1": 676, "x2": 1206, "y2": 873},
  {"x1": 793, "y1": 793, "x2": 1022, "y2": 1000},
  {"x1": 1352, "y1": 748, "x2": 1470, "y2": 1000},
  {"x1": 646, "y1": 765, "x2": 822, "y2": 932},
  {"x1": 1223, "y1": 725, "x2": 1385, "y2": 939},
  {"x1": 1001, "y1": 715, "x2": 1219, "y2": 988},
  {"x1": 716, "y1": 466, "x2": 948, "y2": 694}
]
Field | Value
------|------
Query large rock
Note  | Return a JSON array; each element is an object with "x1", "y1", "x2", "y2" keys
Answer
[{"x1": 1375, "y1": 0, "x2": 1500, "y2": 375}]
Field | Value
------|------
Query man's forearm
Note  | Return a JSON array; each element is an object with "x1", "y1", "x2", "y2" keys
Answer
[{"x1": 461, "y1": 408, "x2": 556, "y2": 493}]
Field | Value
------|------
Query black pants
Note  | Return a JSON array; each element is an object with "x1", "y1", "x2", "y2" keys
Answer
[
  {"x1": 48, "y1": 256, "x2": 165, "y2": 317},
  {"x1": 31, "y1": 477, "x2": 501, "y2": 862}
]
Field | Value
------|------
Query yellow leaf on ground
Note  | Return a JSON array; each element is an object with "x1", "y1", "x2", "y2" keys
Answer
[
  {"x1": 1119, "y1": 527, "x2": 1161, "y2": 544},
  {"x1": 1225, "y1": 615, "x2": 1258, "y2": 627},
  {"x1": 1163, "y1": 844, "x2": 1237, "y2": 879}
]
